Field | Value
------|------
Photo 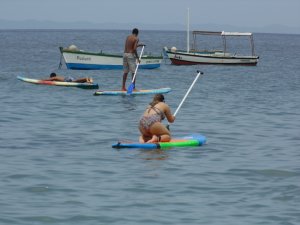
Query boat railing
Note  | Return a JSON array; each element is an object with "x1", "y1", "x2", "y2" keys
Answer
[{"x1": 191, "y1": 30, "x2": 257, "y2": 57}]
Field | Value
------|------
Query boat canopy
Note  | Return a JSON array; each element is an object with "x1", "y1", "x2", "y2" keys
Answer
[
  {"x1": 192, "y1": 31, "x2": 253, "y2": 36},
  {"x1": 221, "y1": 31, "x2": 253, "y2": 36},
  {"x1": 191, "y1": 30, "x2": 256, "y2": 56},
  {"x1": 192, "y1": 31, "x2": 222, "y2": 36}
]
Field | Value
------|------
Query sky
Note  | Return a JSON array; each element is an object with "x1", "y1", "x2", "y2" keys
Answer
[{"x1": 1, "y1": 0, "x2": 300, "y2": 31}]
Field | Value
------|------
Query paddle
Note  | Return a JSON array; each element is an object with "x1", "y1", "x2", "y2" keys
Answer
[
  {"x1": 167, "y1": 70, "x2": 204, "y2": 130},
  {"x1": 127, "y1": 45, "x2": 145, "y2": 94}
]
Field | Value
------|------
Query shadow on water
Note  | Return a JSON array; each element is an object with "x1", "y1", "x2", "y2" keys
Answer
[{"x1": 119, "y1": 95, "x2": 139, "y2": 111}]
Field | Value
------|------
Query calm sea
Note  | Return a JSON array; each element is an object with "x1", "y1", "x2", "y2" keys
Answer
[{"x1": 0, "y1": 29, "x2": 299, "y2": 225}]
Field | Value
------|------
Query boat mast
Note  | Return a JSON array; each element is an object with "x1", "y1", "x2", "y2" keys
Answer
[{"x1": 187, "y1": 8, "x2": 190, "y2": 53}]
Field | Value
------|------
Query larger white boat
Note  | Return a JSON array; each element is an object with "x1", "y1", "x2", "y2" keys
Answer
[
  {"x1": 59, "y1": 46, "x2": 163, "y2": 70},
  {"x1": 164, "y1": 30, "x2": 259, "y2": 66}
]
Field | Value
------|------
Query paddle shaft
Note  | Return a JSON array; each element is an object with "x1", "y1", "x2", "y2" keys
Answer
[
  {"x1": 167, "y1": 71, "x2": 203, "y2": 130},
  {"x1": 130, "y1": 45, "x2": 145, "y2": 84},
  {"x1": 173, "y1": 71, "x2": 203, "y2": 116}
]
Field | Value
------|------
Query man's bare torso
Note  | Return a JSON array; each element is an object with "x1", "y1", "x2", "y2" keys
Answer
[{"x1": 124, "y1": 34, "x2": 138, "y2": 53}]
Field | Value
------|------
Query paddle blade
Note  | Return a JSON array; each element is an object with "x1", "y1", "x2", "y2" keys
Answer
[{"x1": 127, "y1": 83, "x2": 135, "y2": 94}]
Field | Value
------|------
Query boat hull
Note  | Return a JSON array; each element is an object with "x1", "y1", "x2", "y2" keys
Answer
[
  {"x1": 61, "y1": 48, "x2": 162, "y2": 70},
  {"x1": 165, "y1": 49, "x2": 258, "y2": 66}
]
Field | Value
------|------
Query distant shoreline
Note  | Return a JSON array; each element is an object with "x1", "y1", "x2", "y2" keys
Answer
[
  {"x1": 1, "y1": 20, "x2": 300, "y2": 35},
  {"x1": 0, "y1": 28, "x2": 299, "y2": 36}
]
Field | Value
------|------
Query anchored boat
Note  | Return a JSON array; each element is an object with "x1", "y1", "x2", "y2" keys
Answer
[
  {"x1": 164, "y1": 30, "x2": 259, "y2": 66},
  {"x1": 59, "y1": 46, "x2": 163, "y2": 70}
]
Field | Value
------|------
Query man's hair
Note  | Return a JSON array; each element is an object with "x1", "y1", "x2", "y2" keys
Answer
[
  {"x1": 132, "y1": 28, "x2": 139, "y2": 35},
  {"x1": 50, "y1": 73, "x2": 57, "y2": 77}
]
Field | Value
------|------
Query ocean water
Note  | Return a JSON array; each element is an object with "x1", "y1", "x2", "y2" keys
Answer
[{"x1": 0, "y1": 29, "x2": 299, "y2": 225}]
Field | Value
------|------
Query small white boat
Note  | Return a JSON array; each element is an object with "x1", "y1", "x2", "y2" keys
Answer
[
  {"x1": 164, "y1": 31, "x2": 259, "y2": 66},
  {"x1": 59, "y1": 46, "x2": 163, "y2": 70}
]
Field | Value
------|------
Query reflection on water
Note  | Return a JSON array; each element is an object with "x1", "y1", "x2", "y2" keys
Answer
[{"x1": 140, "y1": 149, "x2": 169, "y2": 160}]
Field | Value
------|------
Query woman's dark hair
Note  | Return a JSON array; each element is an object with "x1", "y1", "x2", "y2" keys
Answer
[
  {"x1": 150, "y1": 94, "x2": 164, "y2": 107},
  {"x1": 50, "y1": 72, "x2": 57, "y2": 77}
]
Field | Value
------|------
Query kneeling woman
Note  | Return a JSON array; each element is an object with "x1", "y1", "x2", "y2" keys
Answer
[{"x1": 139, "y1": 94, "x2": 175, "y2": 143}]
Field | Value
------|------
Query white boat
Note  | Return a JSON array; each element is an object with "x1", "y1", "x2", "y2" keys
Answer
[
  {"x1": 59, "y1": 46, "x2": 163, "y2": 70},
  {"x1": 164, "y1": 30, "x2": 259, "y2": 66}
]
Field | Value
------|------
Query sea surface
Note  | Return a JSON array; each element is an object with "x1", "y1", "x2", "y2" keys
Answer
[{"x1": 0, "y1": 29, "x2": 299, "y2": 225}]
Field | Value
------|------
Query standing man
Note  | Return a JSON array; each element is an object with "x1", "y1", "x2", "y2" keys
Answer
[{"x1": 122, "y1": 28, "x2": 141, "y2": 91}]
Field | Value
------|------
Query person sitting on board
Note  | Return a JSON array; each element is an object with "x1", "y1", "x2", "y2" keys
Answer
[
  {"x1": 122, "y1": 28, "x2": 143, "y2": 91},
  {"x1": 44, "y1": 73, "x2": 93, "y2": 83},
  {"x1": 139, "y1": 94, "x2": 175, "y2": 143}
]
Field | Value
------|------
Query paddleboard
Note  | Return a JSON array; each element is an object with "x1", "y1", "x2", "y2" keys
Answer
[
  {"x1": 94, "y1": 87, "x2": 171, "y2": 96},
  {"x1": 17, "y1": 76, "x2": 99, "y2": 89},
  {"x1": 112, "y1": 134, "x2": 206, "y2": 149}
]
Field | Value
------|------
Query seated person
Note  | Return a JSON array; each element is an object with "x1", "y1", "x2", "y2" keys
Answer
[{"x1": 44, "y1": 73, "x2": 93, "y2": 83}]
